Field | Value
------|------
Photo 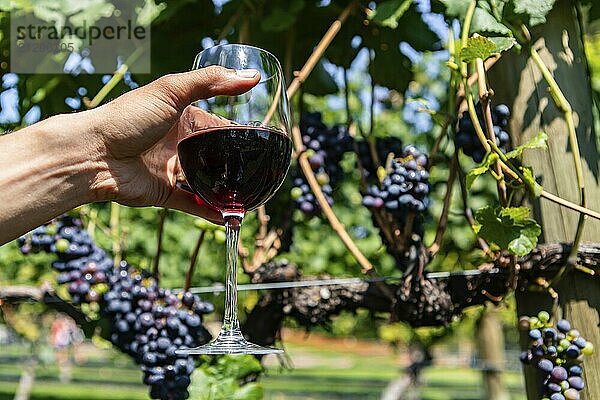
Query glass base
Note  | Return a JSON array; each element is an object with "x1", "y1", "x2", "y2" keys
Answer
[{"x1": 176, "y1": 328, "x2": 283, "y2": 355}]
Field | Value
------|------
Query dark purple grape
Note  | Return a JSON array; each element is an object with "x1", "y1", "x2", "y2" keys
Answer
[
  {"x1": 544, "y1": 328, "x2": 557, "y2": 340},
  {"x1": 568, "y1": 365, "x2": 583, "y2": 376},
  {"x1": 181, "y1": 292, "x2": 195, "y2": 308},
  {"x1": 547, "y1": 382, "x2": 562, "y2": 393},
  {"x1": 116, "y1": 319, "x2": 129, "y2": 333},
  {"x1": 472, "y1": 149, "x2": 485, "y2": 163},
  {"x1": 494, "y1": 104, "x2": 510, "y2": 119},
  {"x1": 531, "y1": 345, "x2": 544, "y2": 357},
  {"x1": 551, "y1": 366, "x2": 568, "y2": 382},
  {"x1": 568, "y1": 376, "x2": 584, "y2": 390},
  {"x1": 557, "y1": 319, "x2": 571, "y2": 333},
  {"x1": 456, "y1": 102, "x2": 511, "y2": 162},
  {"x1": 519, "y1": 351, "x2": 532, "y2": 364},
  {"x1": 565, "y1": 345, "x2": 581, "y2": 358},
  {"x1": 573, "y1": 337, "x2": 587, "y2": 349},
  {"x1": 529, "y1": 329, "x2": 542, "y2": 340},
  {"x1": 538, "y1": 358, "x2": 554, "y2": 373},
  {"x1": 157, "y1": 337, "x2": 171, "y2": 351}
]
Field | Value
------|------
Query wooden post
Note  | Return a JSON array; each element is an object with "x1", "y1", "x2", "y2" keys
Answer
[
  {"x1": 489, "y1": 0, "x2": 600, "y2": 398},
  {"x1": 477, "y1": 307, "x2": 510, "y2": 400}
]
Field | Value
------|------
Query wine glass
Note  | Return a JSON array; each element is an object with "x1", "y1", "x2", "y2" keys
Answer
[{"x1": 175, "y1": 44, "x2": 292, "y2": 354}]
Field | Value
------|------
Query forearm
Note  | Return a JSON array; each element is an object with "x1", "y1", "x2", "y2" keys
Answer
[{"x1": 0, "y1": 113, "x2": 103, "y2": 245}]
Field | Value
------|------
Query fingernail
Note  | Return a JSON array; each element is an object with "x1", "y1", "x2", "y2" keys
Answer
[{"x1": 235, "y1": 69, "x2": 259, "y2": 79}]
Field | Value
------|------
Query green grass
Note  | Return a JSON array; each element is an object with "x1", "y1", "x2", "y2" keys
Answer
[
  {"x1": 0, "y1": 341, "x2": 526, "y2": 400},
  {"x1": 0, "y1": 381, "x2": 147, "y2": 400},
  {"x1": 0, "y1": 364, "x2": 142, "y2": 384}
]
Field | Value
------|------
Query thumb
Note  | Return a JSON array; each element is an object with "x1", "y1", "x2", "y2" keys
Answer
[{"x1": 149, "y1": 66, "x2": 260, "y2": 112}]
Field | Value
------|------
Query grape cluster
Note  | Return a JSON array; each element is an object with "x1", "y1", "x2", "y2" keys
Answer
[
  {"x1": 455, "y1": 103, "x2": 510, "y2": 163},
  {"x1": 362, "y1": 145, "x2": 430, "y2": 216},
  {"x1": 105, "y1": 262, "x2": 212, "y2": 400},
  {"x1": 290, "y1": 174, "x2": 333, "y2": 217},
  {"x1": 361, "y1": 146, "x2": 430, "y2": 266},
  {"x1": 18, "y1": 215, "x2": 215, "y2": 400},
  {"x1": 300, "y1": 112, "x2": 353, "y2": 184},
  {"x1": 519, "y1": 312, "x2": 594, "y2": 400},
  {"x1": 18, "y1": 216, "x2": 112, "y2": 304},
  {"x1": 356, "y1": 137, "x2": 404, "y2": 178},
  {"x1": 291, "y1": 112, "x2": 353, "y2": 216}
]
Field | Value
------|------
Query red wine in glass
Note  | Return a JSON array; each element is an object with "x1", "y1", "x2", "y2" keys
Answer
[
  {"x1": 175, "y1": 43, "x2": 291, "y2": 355},
  {"x1": 178, "y1": 126, "x2": 292, "y2": 213}
]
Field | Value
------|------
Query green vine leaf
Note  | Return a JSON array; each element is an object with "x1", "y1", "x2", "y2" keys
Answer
[
  {"x1": 471, "y1": 7, "x2": 512, "y2": 35},
  {"x1": 189, "y1": 355, "x2": 264, "y2": 400},
  {"x1": 466, "y1": 152, "x2": 499, "y2": 189},
  {"x1": 460, "y1": 36, "x2": 516, "y2": 62},
  {"x1": 368, "y1": 0, "x2": 412, "y2": 29},
  {"x1": 488, "y1": 37, "x2": 518, "y2": 53},
  {"x1": 460, "y1": 36, "x2": 496, "y2": 62},
  {"x1": 504, "y1": 132, "x2": 548, "y2": 159},
  {"x1": 513, "y1": 0, "x2": 556, "y2": 26},
  {"x1": 473, "y1": 206, "x2": 541, "y2": 256},
  {"x1": 431, "y1": 0, "x2": 471, "y2": 17},
  {"x1": 261, "y1": 0, "x2": 304, "y2": 32}
]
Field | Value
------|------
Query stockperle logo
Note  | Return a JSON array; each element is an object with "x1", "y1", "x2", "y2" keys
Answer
[{"x1": 9, "y1": 0, "x2": 152, "y2": 74}]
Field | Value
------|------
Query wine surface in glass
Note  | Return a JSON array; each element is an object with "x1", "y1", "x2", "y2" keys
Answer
[{"x1": 178, "y1": 126, "x2": 292, "y2": 213}]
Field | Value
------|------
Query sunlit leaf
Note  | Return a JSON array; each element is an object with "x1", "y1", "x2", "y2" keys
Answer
[
  {"x1": 466, "y1": 152, "x2": 498, "y2": 189},
  {"x1": 504, "y1": 132, "x2": 548, "y2": 159},
  {"x1": 369, "y1": 0, "x2": 411, "y2": 29},
  {"x1": 513, "y1": 0, "x2": 556, "y2": 26},
  {"x1": 474, "y1": 206, "x2": 541, "y2": 256}
]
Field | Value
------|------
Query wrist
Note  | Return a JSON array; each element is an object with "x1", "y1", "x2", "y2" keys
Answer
[
  {"x1": 31, "y1": 111, "x2": 108, "y2": 205},
  {"x1": 0, "y1": 111, "x2": 108, "y2": 243}
]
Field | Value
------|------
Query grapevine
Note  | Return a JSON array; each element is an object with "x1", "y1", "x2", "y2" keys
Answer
[
  {"x1": 455, "y1": 103, "x2": 511, "y2": 163},
  {"x1": 356, "y1": 137, "x2": 404, "y2": 179},
  {"x1": 290, "y1": 112, "x2": 353, "y2": 216},
  {"x1": 17, "y1": 215, "x2": 214, "y2": 400},
  {"x1": 361, "y1": 145, "x2": 430, "y2": 267},
  {"x1": 519, "y1": 312, "x2": 594, "y2": 400}
]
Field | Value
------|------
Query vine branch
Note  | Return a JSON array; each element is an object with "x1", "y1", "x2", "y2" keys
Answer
[
  {"x1": 458, "y1": 163, "x2": 491, "y2": 255},
  {"x1": 530, "y1": 47, "x2": 587, "y2": 282},
  {"x1": 87, "y1": 64, "x2": 128, "y2": 109},
  {"x1": 0, "y1": 283, "x2": 95, "y2": 337},
  {"x1": 184, "y1": 229, "x2": 206, "y2": 292},
  {"x1": 292, "y1": 125, "x2": 374, "y2": 273},
  {"x1": 110, "y1": 202, "x2": 122, "y2": 267},
  {"x1": 429, "y1": 152, "x2": 458, "y2": 256},
  {"x1": 475, "y1": 57, "x2": 507, "y2": 206},
  {"x1": 286, "y1": 1, "x2": 356, "y2": 98},
  {"x1": 284, "y1": 2, "x2": 374, "y2": 273},
  {"x1": 487, "y1": 142, "x2": 600, "y2": 221},
  {"x1": 153, "y1": 208, "x2": 168, "y2": 279}
]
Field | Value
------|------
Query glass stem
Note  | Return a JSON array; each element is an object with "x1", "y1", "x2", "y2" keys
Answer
[{"x1": 221, "y1": 212, "x2": 244, "y2": 333}]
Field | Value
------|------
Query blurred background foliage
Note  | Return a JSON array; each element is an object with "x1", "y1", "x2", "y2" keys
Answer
[{"x1": 0, "y1": 0, "x2": 599, "y2": 398}]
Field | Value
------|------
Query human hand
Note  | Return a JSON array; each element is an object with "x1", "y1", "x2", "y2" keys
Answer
[{"x1": 85, "y1": 67, "x2": 259, "y2": 223}]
